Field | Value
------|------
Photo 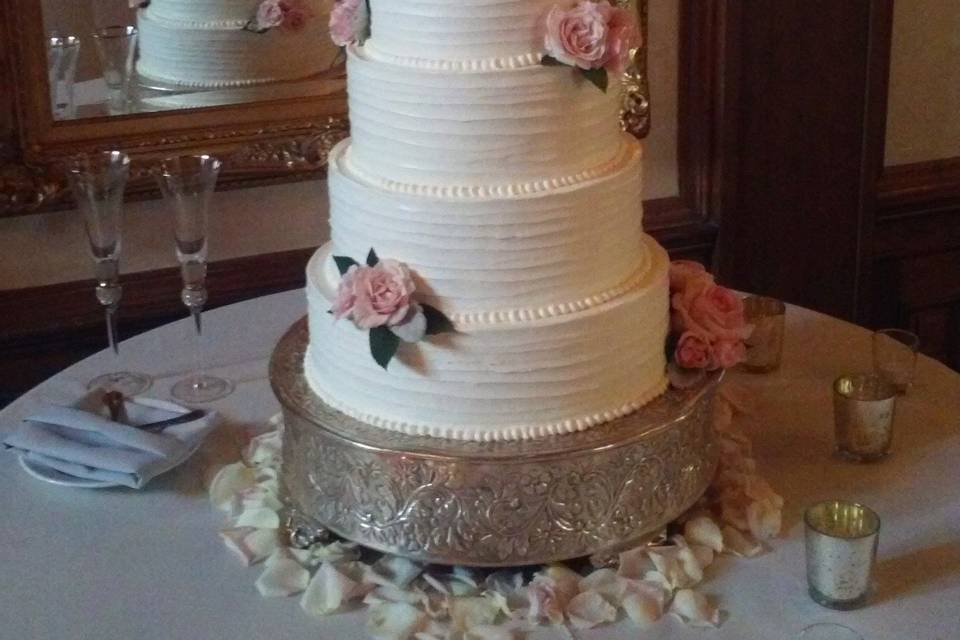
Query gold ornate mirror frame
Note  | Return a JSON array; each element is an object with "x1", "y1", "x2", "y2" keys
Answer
[
  {"x1": 0, "y1": 0, "x2": 648, "y2": 218},
  {"x1": 0, "y1": 0, "x2": 349, "y2": 217}
]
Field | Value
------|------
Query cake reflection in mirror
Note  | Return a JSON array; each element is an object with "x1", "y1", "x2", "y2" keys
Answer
[{"x1": 41, "y1": 0, "x2": 341, "y2": 121}]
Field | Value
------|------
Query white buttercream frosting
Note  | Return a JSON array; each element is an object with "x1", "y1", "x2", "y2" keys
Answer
[
  {"x1": 345, "y1": 45, "x2": 624, "y2": 186},
  {"x1": 137, "y1": 1, "x2": 336, "y2": 88},
  {"x1": 304, "y1": 237, "x2": 670, "y2": 441},
  {"x1": 327, "y1": 138, "x2": 648, "y2": 314}
]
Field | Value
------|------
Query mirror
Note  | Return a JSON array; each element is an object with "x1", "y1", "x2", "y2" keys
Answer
[{"x1": 42, "y1": 0, "x2": 343, "y2": 121}]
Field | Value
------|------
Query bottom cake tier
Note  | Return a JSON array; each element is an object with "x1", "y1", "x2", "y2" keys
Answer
[
  {"x1": 304, "y1": 235, "x2": 671, "y2": 441},
  {"x1": 272, "y1": 318, "x2": 720, "y2": 566}
]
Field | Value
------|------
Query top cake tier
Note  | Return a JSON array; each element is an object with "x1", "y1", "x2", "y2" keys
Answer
[
  {"x1": 147, "y1": 0, "x2": 264, "y2": 25},
  {"x1": 370, "y1": 0, "x2": 557, "y2": 62}
]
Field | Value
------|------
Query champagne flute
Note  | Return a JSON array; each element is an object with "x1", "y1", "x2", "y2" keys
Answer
[
  {"x1": 156, "y1": 154, "x2": 234, "y2": 404},
  {"x1": 65, "y1": 151, "x2": 152, "y2": 396}
]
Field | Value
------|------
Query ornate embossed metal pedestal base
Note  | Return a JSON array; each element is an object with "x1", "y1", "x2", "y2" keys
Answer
[{"x1": 271, "y1": 318, "x2": 720, "y2": 567}]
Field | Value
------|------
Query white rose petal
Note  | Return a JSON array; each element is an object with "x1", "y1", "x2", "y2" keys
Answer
[
  {"x1": 244, "y1": 429, "x2": 282, "y2": 467},
  {"x1": 579, "y1": 568, "x2": 628, "y2": 605},
  {"x1": 234, "y1": 506, "x2": 280, "y2": 530},
  {"x1": 208, "y1": 462, "x2": 256, "y2": 511},
  {"x1": 367, "y1": 602, "x2": 425, "y2": 640},
  {"x1": 617, "y1": 545, "x2": 650, "y2": 579},
  {"x1": 684, "y1": 516, "x2": 725, "y2": 553},
  {"x1": 219, "y1": 527, "x2": 278, "y2": 566},
  {"x1": 255, "y1": 552, "x2": 310, "y2": 598},
  {"x1": 670, "y1": 589, "x2": 720, "y2": 628},
  {"x1": 621, "y1": 583, "x2": 666, "y2": 629},
  {"x1": 367, "y1": 556, "x2": 424, "y2": 589},
  {"x1": 238, "y1": 486, "x2": 284, "y2": 514},
  {"x1": 464, "y1": 624, "x2": 518, "y2": 640},
  {"x1": 421, "y1": 573, "x2": 450, "y2": 595},
  {"x1": 690, "y1": 544, "x2": 715, "y2": 569},
  {"x1": 449, "y1": 596, "x2": 500, "y2": 633},
  {"x1": 722, "y1": 526, "x2": 763, "y2": 557},
  {"x1": 747, "y1": 499, "x2": 783, "y2": 540},
  {"x1": 565, "y1": 590, "x2": 617, "y2": 629},
  {"x1": 289, "y1": 541, "x2": 360, "y2": 568},
  {"x1": 300, "y1": 561, "x2": 362, "y2": 616}
]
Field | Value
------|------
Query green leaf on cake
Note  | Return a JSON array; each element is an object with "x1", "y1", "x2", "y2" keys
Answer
[
  {"x1": 333, "y1": 255, "x2": 359, "y2": 275},
  {"x1": 421, "y1": 304, "x2": 456, "y2": 336},
  {"x1": 366, "y1": 248, "x2": 380, "y2": 267},
  {"x1": 369, "y1": 325, "x2": 400, "y2": 369},
  {"x1": 540, "y1": 55, "x2": 565, "y2": 67},
  {"x1": 581, "y1": 68, "x2": 609, "y2": 93}
]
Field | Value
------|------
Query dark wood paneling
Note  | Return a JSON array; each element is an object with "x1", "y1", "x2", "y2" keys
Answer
[
  {"x1": 0, "y1": 248, "x2": 314, "y2": 403},
  {"x1": 715, "y1": 0, "x2": 894, "y2": 322}
]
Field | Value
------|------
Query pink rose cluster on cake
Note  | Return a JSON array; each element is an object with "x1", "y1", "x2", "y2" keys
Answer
[
  {"x1": 669, "y1": 261, "x2": 752, "y2": 372},
  {"x1": 254, "y1": 0, "x2": 314, "y2": 32},
  {"x1": 543, "y1": 0, "x2": 640, "y2": 72},
  {"x1": 332, "y1": 259, "x2": 419, "y2": 330},
  {"x1": 329, "y1": 0, "x2": 370, "y2": 46}
]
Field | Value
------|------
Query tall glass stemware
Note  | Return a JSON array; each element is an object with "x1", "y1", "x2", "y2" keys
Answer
[
  {"x1": 92, "y1": 25, "x2": 138, "y2": 114},
  {"x1": 66, "y1": 151, "x2": 152, "y2": 395},
  {"x1": 156, "y1": 155, "x2": 234, "y2": 404}
]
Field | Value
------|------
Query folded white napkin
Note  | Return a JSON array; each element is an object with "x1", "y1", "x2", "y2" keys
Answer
[{"x1": 4, "y1": 391, "x2": 218, "y2": 489}]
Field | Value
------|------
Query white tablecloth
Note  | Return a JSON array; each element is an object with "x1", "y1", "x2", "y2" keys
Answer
[{"x1": 2, "y1": 290, "x2": 958, "y2": 640}]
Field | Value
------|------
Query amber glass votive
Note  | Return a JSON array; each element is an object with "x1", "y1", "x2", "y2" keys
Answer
[{"x1": 742, "y1": 295, "x2": 786, "y2": 373}]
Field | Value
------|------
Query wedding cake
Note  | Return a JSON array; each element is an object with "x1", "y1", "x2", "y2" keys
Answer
[
  {"x1": 305, "y1": 0, "x2": 671, "y2": 441},
  {"x1": 137, "y1": 0, "x2": 336, "y2": 88}
]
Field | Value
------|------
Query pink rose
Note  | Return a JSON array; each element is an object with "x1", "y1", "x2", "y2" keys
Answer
[
  {"x1": 597, "y1": 4, "x2": 640, "y2": 72},
  {"x1": 669, "y1": 259, "x2": 711, "y2": 292},
  {"x1": 675, "y1": 331, "x2": 716, "y2": 370},
  {"x1": 673, "y1": 282, "x2": 749, "y2": 342},
  {"x1": 256, "y1": 0, "x2": 285, "y2": 29},
  {"x1": 713, "y1": 338, "x2": 747, "y2": 369},
  {"x1": 332, "y1": 260, "x2": 416, "y2": 329},
  {"x1": 329, "y1": 0, "x2": 367, "y2": 46},
  {"x1": 544, "y1": 2, "x2": 609, "y2": 70},
  {"x1": 279, "y1": 4, "x2": 313, "y2": 32}
]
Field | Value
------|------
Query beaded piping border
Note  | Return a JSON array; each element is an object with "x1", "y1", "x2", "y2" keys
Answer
[
  {"x1": 333, "y1": 140, "x2": 641, "y2": 201},
  {"x1": 302, "y1": 353, "x2": 670, "y2": 442},
  {"x1": 359, "y1": 42, "x2": 544, "y2": 72},
  {"x1": 308, "y1": 235, "x2": 665, "y2": 328}
]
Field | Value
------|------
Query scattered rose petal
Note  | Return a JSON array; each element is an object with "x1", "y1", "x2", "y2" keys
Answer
[
  {"x1": 684, "y1": 516, "x2": 724, "y2": 553},
  {"x1": 364, "y1": 584, "x2": 426, "y2": 606},
  {"x1": 722, "y1": 526, "x2": 763, "y2": 557},
  {"x1": 579, "y1": 568, "x2": 628, "y2": 604},
  {"x1": 220, "y1": 527, "x2": 278, "y2": 566},
  {"x1": 238, "y1": 486, "x2": 284, "y2": 513},
  {"x1": 368, "y1": 602, "x2": 425, "y2": 640},
  {"x1": 234, "y1": 505, "x2": 280, "y2": 530},
  {"x1": 244, "y1": 430, "x2": 282, "y2": 467},
  {"x1": 367, "y1": 556, "x2": 424, "y2": 589},
  {"x1": 256, "y1": 551, "x2": 310, "y2": 598},
  {"x1": 208, "y1": 462, "x2": 256, "y2": 511},
  {"x1": 690, "y1": 544, "x2": 715, "y2": 569},
  {"x1": 670, "y1": 589, "x2": 720, "y2": 627},
  {"x1": 617, "y1": 545, "x2": 650, "y2": 579},
  {"x1": 621, "y1": 583, "x2": 665, "y2": 629},
  {"x1": 647, "y1": 543, "x2": 700, "y2": 589},
  {"x1": 449, "y1": 597, "x2": 500, "y2": 634},
  {"x1": 464, "y1": 625, "x2": 517, "y2": 640},
  {"x1": 300, "y1": 561, "x2": 363, "y2": 616},
  {"x1": 289, "y1": 541, "x2": 360, "y2": 568},
  {"x1": 421, "y1": 573, "x2": 449, "y2": 595},
  {"x1": 747, "y1": 499, "x2": 783, "y2": 540},
  {"x1": 565, "y1": 591, "x2": 617, "y2": 629}
]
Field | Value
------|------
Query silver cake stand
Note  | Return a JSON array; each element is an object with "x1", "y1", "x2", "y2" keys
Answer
[{"x1": 271, "y1": 318, "x2": 720, "y2": 567}]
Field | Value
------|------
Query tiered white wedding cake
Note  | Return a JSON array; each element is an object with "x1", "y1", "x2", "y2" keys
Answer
[
  {"x1": 137, "y1": 0, "x2": 336, "y2": 88},
  {"x1": 305, "y1": 0, "x2": 670, "y2": 441}
]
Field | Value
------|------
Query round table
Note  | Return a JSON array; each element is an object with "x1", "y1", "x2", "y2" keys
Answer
[{"x1": 2, "y1": 290, "x2": 958, "y2": 640}]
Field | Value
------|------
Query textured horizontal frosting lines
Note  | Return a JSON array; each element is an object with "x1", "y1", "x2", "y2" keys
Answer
[
  {"x1": 327, "y1": 139, "x2": 647, "y2": 313},
  {"x1": 370, "y1": 0, "x2": 556, "y2": 61},
  {"x1": 147, "y1": 0, "x2": 272, "y2": 26},
  {"x1": 346, "y1": 47, "x2": 623, "y2": 185},
  {"x1": 137, "y1": 11, "x2": 335, "y2": 87},
  {"x1": 304, "y1": 237, "x2": 671, "y2": 440}
]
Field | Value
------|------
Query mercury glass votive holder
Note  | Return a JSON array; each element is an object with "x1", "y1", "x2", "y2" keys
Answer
[
  {"x1": 833, "y1": 374, "x2": 896, "y2": 462},
  {"x1": 805, "y1": 500, "x2": 880, "y2": 610},
  {"x1": 742, "y1": 295, "x2": 786, "y2": 373}
]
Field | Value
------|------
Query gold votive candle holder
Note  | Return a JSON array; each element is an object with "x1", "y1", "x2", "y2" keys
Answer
[
  {"x1": 742, "y1": 295, "x2": 786, "y2": 373},
  {"x1": 804, "y1": 500, "x2": 880, "y2": 610},
  {"x1": 833, "y1": 374, "x2": 896, "y2": 462}
]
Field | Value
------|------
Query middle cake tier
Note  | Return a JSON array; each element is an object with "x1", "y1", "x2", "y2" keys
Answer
[
  {"x1": 328, "y1": 137, "x2": 648, "y2": 315},
  {"x1": 305, "y1": 234, "x2": 670, "y2": 441}
]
